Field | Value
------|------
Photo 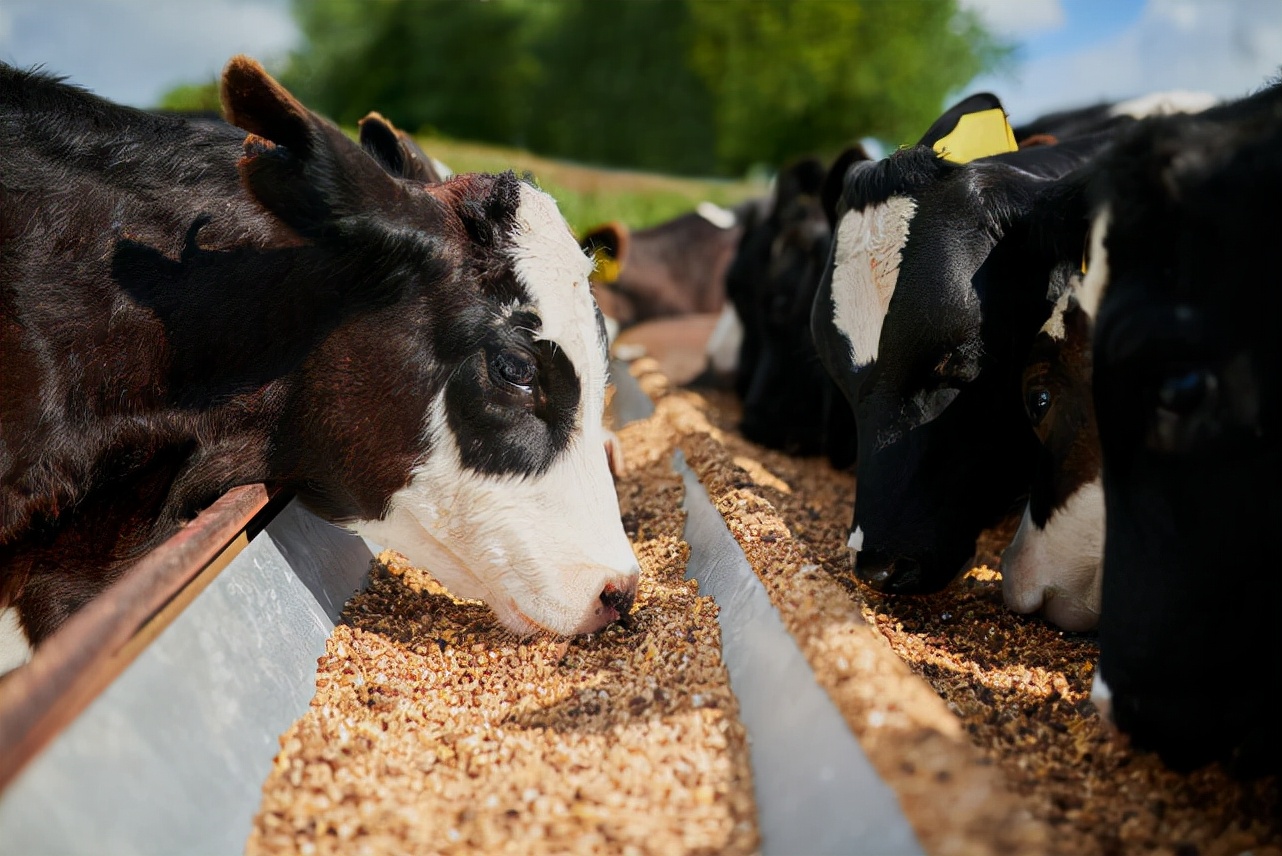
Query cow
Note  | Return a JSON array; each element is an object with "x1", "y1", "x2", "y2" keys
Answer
[
  {"x1": 0, "y1": 56, "x2": 639, "y2": 673},
  {"x1": 580, "y1": 200, "x2": 753, "y2": 336},
  {"x1": 723, "y1": 155, "x2": 858, "y2": 467},
  {"x1": 1084, "y1": 83, "x2": 1282, "y2": 773},
  {"x1": 1012, "y1": 90, "x2": 1219, "y2": 144},
  {"x1": 998, "y1": 96, "x2": 1221, "y2": 633},
  {"x1": 811, "y1": 92, "x2": 1121, "y2": 596},
  {"x1": 1000, "y1": 280, "x2": 1103, "y2": 631}
]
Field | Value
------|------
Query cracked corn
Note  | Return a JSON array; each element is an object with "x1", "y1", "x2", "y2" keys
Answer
[{"x1": 245, "y1": 399, "x2": 758, "y2": 856}]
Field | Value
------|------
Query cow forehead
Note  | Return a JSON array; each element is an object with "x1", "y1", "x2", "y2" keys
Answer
[
  {"x1": 829, "y1": 196, "x2": 917, "y2": 371},
  {"x1": 506, "y1": 184, "x2": 606, "y2": 398}
]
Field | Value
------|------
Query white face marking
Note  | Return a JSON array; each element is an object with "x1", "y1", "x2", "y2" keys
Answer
[
  {"x1": 1108, "y1": 90, "x2": 1218, "y2": 119},
  {"x1": 1077, "y1": 206, "x2": 1111, "y2": 321},
  {"x1": 354, "y1": 184, "x2": 638, "y2": 637},
  {"x1": 1041, "y1": 290, "x2": 1073, "y2": 341},
  {"x1": 1089, "y1": 670, "x2": 1114, "y2": 724},
  {"x1": 1001, "y1": 478, "x2": 1104, "y2": 632},
  {"x1": 847, "y1": 526, "x2": 864, "y2": 554},
  {"x1": 829, "y1": 197, "x2": 916, "y2": 371},
  {"x1": 705, "y1": 302, "x2": 744, "y2": 374},
  {"x1": 696, "y1": 200, "x2": 738, "y2": 230},
  {"x1": 0, "y1": 607, "x2": 33, "y2": 675}
]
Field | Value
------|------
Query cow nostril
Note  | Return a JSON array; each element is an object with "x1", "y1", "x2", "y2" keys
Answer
[{"x1": 600, "y1": 580, "x2": 636, "y2": 620}]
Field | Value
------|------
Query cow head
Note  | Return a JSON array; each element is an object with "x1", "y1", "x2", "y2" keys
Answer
[
  {"x1": 1087, "y1": 91, "x2": 1282, "y2": 773},
  {"x1": 1001, "y1": 276, "x2": 1103, "y2": 631},
  {"x1": 811, "y1": 94, "x2": 1111, "y2": 594},
  {"x1": 221, "y1": 57, "x2": 638, "y2": 636}
]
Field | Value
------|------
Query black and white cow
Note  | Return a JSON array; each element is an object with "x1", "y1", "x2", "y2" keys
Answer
[
  {"x1": 1001, "y1": 95, "x2": 1221, "y2": 633},
  {"x1": 1013, "y1": 90, "x2": 1219, "y2": 144},
  {"x1": 723, "y1": 155, "x2": 858, "y2": 467},
  {"x1": 811, "y1": 93, "x2": 1119, "y2": 595},
  {"x1": 0, "y1": 57, "x2": 638, "y2": 672},
  {"x1": 1084, "y1": 83, "x2": 1282, "y2": 773},
  {"x1": 1001, "y1": 281, "x2": 1104, "y2": 631}
]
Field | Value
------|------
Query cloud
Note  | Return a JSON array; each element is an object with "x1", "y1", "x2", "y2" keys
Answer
[
  {"x1": 970, "y1": 0, "x2": 1282, "y2": 122},
  {"x1": 0, "y1": 0, "x2": 299, "y2": 107},
  {"x1": 961, "y1": 0, "x2": 1067, "y2": 38}
]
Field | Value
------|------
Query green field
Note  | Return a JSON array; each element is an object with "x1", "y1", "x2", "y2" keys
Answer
[{"x1": 413, "y1": 135, "x2": 770, "y2": 236}]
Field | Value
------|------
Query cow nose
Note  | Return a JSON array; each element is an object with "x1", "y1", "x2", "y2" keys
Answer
[
  {"x1": 855, "y1": 549, "x2": 924, "y2": 594},
  {"x1": 600, "y1": 577, "x2": 637, "y2": 620}
]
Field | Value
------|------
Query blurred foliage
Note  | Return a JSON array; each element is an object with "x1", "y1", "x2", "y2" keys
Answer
[
  {"x1": 412, "y1": 136, "x2": 768, "y2": 233},
  {"x1": 156, "y1": 80, "x2": 222, "y2": 113},
  {"x1": 687, "y1": 0, "x2": 1007, "y2": 171},
  {"x1": 160, "y1": 0, "x2": 1008, "y2": 177}
]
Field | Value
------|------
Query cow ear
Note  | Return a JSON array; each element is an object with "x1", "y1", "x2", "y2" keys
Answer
[
  {"x1": 918, "y1": 93, "x2": 1018, "y2": 164},
  {"x1": 821, "y1": 144, "x2": 872, "y2": 226},
  {"x1": 220, "y1": 55, "x2": 400, "y2": 237},
  {"x1": 358, "y1": 111, "x2": 446, "y2": 184},
  {"x1": 358, "y1": 111, "x2": 408, "y2": 176}
]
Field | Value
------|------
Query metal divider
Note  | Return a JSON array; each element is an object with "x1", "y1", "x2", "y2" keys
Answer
[
  {"x1": 0, "y1": 498, "x2": 373, "y2": 855},
  {"x1": 611, "y1": 360, "x2": 923, "y2": 856}
]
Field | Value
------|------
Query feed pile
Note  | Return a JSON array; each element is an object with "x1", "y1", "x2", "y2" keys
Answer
[
  {"x1": 631, "y1": 358, "x2": 1282, "y2": 856},
  {"x1": 246, "y1": 401, "x2": 758, "y2": 855}
]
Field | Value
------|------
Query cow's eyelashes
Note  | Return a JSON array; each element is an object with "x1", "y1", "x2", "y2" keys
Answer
[{"x1": 490, "y1": 350, "x2": 537, "y2": 394}]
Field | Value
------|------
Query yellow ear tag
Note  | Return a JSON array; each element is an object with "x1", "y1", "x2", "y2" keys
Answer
[
  {"x1": 932, "y1": 107, "x2": 1018, "y2": 164},
  {"x1": 592, "y1": 247, "x2": 621, "y2": 285}
]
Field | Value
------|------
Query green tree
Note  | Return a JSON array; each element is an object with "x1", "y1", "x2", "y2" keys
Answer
[
  {"x1": 156, "y1": 80, "x2": 222, "y2": 114},
  {"x1": 284, "y1": 0, "x2": 543, "y2": 142},
  {"x1": 526, "y1": 0, "x2": 717, "y2": 176},
  {"x1": 688, "y1": 0, "x2": 1009, "y2": 173},
  {"x1": 159, "y1": 0, "x2": 1008, "y2": 177}
]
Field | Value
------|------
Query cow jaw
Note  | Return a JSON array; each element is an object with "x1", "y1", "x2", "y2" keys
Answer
[
  {"x1": 357, "y1": 414, "x2": 639, "y2": 637},
  {"x1": 828, "y1": 197, "x2": 916, "y2": 371},
  {"x1": 1001, "y1": 478, "x2": 1104, "y2": 631}
]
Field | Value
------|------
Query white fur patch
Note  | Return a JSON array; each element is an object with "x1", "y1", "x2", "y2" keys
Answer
[
  {"x1": 1108, "y1": 90, "x2": 1218, "y2": 119},
  {"x1": 696, "y1": 200, "x2": 738, "y2": 230},
  {"x1": 829, "y1": 198, "x2": 916, "y2": 370},
  {"x1": 847, "y1": 526, "x2": 864, "y2": 554},
  {"x1": 705, "y1": 303, "x2": 744, "y2": 374},
  {"x1": 507, "y1": 184, "x2": 607, "y2": 419},
  {"x1": 1077, "y1": 206, "x2": 1111, "y2": 321},
  {"x1": 1001, "y1": 478, "x2": 1105, "y2": 632},
  {"x1": 1090, "y1": 670, "x2": 1114, "y2": 724},
  {"x1": 1042, "y1": 290, "x2": 1073, "y2": 341},
  {"x1": 354, "y1": 185, "x2": 639, "y2": 636},
  {"x1": 0, "y1": 608, "x2": 32, "y2": 675}
]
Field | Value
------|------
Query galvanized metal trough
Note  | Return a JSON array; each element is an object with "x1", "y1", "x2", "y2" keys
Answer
[{"x1": 0, "y1": 361, "x2": 922, "y2": 856}]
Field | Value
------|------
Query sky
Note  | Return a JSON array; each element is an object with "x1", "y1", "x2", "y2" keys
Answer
[{"x1": 2, "y1": 0, "x2": 1281, "y2": 127}]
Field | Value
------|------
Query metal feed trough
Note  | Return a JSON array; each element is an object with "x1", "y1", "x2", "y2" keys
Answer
[{"x1": 0, "y1": 361, "x2": 923, "y2": 856}]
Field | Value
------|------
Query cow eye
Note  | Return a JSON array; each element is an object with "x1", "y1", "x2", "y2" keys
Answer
[
  {"x1": 1157, "y1": 368, "x2": 1214, "y2": 415},
  {"x1": 490, "y1": 351, "x2": 537, "y2": 393},
  {"x1": 1026, "y1": 387, "x2": 1052, "y2": 426}
]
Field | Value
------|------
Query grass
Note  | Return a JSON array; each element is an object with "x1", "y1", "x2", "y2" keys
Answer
[{"x1": 410, "y1": 134, "x2": 770, "y2": 236}]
